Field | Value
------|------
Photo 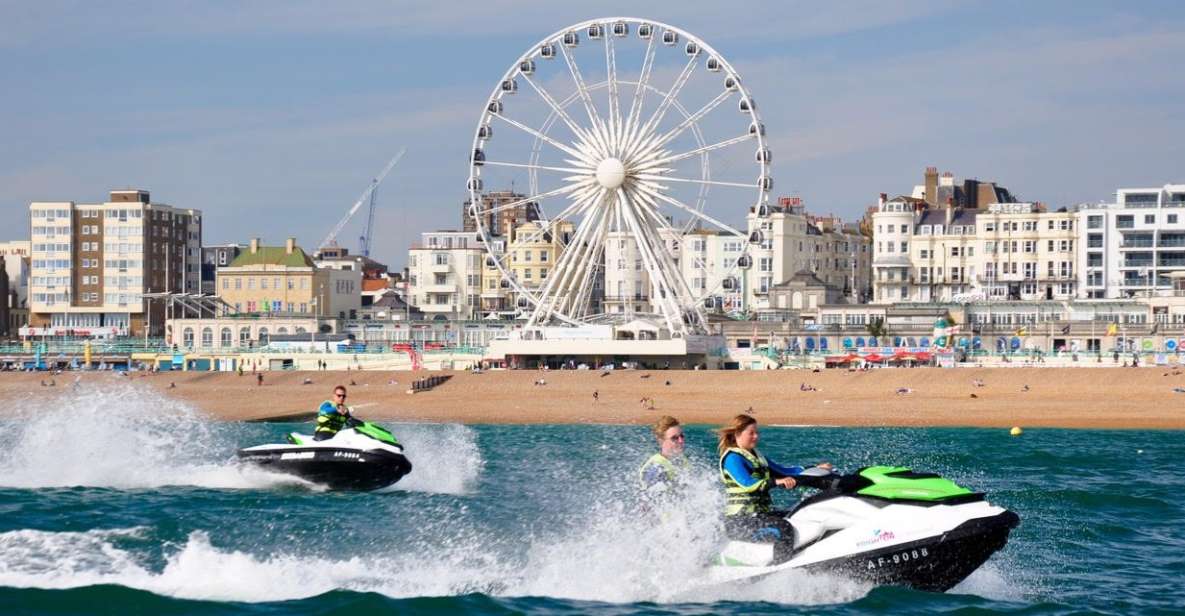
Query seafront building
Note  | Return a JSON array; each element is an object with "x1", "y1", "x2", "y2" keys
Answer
[
  {"x1": 24, "y1": 189, "x2": 201, "y2": 337},
  {"x1": 1076, "y1": 184, "x2": 1185, "y2": 299},
  {"x1": 406, "y1": 230, "x2": 484, "y2": 321},
  {"x1": 747, "y1": 197, "x2": 872, "y2": 312},
  {"x1": 479, "y1": 219, "x2": 577, "y2": 317},
  {"x1": 216, "y1": 238, "x2": 360, "y2": 319},
  {"x1": 200, "y1": 243, "x2": 243, "y2": 294},
  {"x1": 0, "y1": 240, "x2": 30, "y2": 333}
]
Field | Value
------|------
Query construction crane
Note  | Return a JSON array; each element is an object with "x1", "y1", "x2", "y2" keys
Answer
[{"x1": 319, "y1": 148, "x2": 406, "y2": 255}]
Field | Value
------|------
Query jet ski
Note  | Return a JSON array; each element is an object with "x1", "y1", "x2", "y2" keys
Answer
[
  {"x1": 710, "y1": 465, "x2": 1019, "y2": 592},
  {"x1": 236, "y1": 420, "x2": 412, "y2": 491}
]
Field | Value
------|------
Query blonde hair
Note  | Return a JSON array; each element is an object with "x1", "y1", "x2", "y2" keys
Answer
[
  {"x1": 652, "y1": 415, "x2": 681, "y2": 441},
  {"x1": 716, "y1": 414, "x2": 757, "y2": 457}
]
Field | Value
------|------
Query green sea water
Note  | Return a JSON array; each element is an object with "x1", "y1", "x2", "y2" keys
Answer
[{"x1": 1, "y1": 382, "x2": 1183, "y2": 615}]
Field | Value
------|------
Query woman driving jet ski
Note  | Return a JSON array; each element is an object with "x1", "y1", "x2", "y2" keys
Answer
[{"x1": 717, "y1": 414, "x2": 831, "y2": 547}]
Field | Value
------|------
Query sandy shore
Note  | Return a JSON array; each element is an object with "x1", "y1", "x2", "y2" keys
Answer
[{"x1": 3, "y1": 366, "x2": 1184, "y2": 429}]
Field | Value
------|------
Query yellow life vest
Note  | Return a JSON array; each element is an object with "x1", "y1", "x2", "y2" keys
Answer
[{"x1": 719, "y1": 447, "x2": 773, "y2": 515}]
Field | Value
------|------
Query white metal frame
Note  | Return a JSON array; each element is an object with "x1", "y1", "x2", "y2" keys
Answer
[{"x1": 468, "y1": 17, "x2": 771, "y2": 336}]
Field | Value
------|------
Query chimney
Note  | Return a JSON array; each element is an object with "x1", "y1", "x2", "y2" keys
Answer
[
  {"x1": 924, "y1": 167, "x2": 938, "y2": 206},
  {"x1": 249, "y1": 238, "x2": 260, "y2": 254},
  {"x1": 285, "y1": 237, "x2": 295, "y2": 255},
  {"x1": 878, "y1": 193, "x2": 887, "y2": 208}
]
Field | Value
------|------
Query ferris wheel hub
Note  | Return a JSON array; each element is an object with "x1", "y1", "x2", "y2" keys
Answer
[{"x1": 595, "y1": 157, "x2": 627, "y2": 189}]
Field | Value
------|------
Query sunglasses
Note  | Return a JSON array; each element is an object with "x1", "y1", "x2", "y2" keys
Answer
[
  {"x1": 335, "y1": 393, "x2": 347, "y2": 398},
  {"x1": 668, "y1": 434, "x2": 685, "y2": 441}
]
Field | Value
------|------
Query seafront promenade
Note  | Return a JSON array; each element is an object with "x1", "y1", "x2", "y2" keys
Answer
[{"x1": 5, "y1": 367, "x2": 1183, "y2": 429}]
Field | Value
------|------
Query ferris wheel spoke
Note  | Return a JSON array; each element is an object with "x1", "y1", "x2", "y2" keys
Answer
[
  {"x1": 481, "y1": 160, "x2": 587, "y2": 174},
  {"x1": 633, "y1": 183, "x2": 746, "y2": 237},
  {"x1": 521, "y1": 74, "x2": 595, "y2": 147},
  {"x1": 530, "y1": 193, "x2": 608, "y2": 322},
  {"x1": 517, "y1": 186, "x2": 603, "y2": 246},
  {"x1": 636, "y1": 174, "x2": 756, "y2": 190},
  {"x1": 490, "y1": 113, "x2": 589, "y2": 162},
  {"x1": 604, "y1": 30, "x2": 622, "y2": 135},
  {"x1": 640, "y1": 54, "x2": 698, "y2": 136},
  {"x1": 642, "y1": 133, "x2": 752, "y2": 169},
  {"x1": 626, "y1": 36, "x2": 657, "y2": 138},
  {"x1": 617, "y1": 189, "x2": 684, "y2": 333},
  {"x1": 653, "y1": 89, "x2": 735, "y2": 149},
  {"x1": 558, "y1": 42, "x2": 604, "y2": 130},
  {"x1": 479, "y1": 183, "x2": 584, "y2": 217}
]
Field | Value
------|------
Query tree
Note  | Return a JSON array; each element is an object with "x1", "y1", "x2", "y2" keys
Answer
[{"x1": 866, "y1": 318, "x2": 889, "y2": 340}]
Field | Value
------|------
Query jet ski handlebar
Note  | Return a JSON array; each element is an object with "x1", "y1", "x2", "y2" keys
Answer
[{"x1": 794, "y1": 466, "x2": 840, "y2": 490}]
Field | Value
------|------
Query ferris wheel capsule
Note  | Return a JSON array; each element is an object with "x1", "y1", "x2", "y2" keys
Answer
[
  {"x1": 500, "y1": 79, "x2": 518, "y2": 94},
  {"x1": 662, "y1": 30, "x2": 678, "y2": 46},
  {"x1": 722, "y1": 277, "x2": 738, "y2": 290},
  {"x1": 517, "y1": 296, "x2": 529, "y2": 308},
  {"x1": 737, "y1": 255, "x2": 753, "y2": 269},
  {"x1": 612, "y1": 21, "x2": 628, "y2": 36},
  {"x1": 472, "y1": 149, "x2": 485, "y2": 166},
  {"x1": 759, "y1": 176, "x2": 773, "y2": 192},
  {"x1": 757, "y1": 204, "x2": 770, "y2": 217},
  {"x1": 477, "y1": 124, "x2": 493, "y2": 140},
  {"x1": 467, "y1": 177, "x2": 483, "y2": 191},
  {"x1": 487, "y1": 100, "x2": 503, "y2": 114},
  {"x1": 562, "y1": 31, "x2": 579, "y2": 47},
  {"x1": 748, "y1": 230, "x2": 763, "y2": 244},
  {"x1": 540, "y1": 43, "x2": 556, "y2": 58},
  {"x1": 748, "y1": 122, "x2": 765, "y2": 136},
  {"x1": 587, "y1": 23, "x2": 604, "y2": 39},
  {"x1": 706, "y1": 57, "x2": 722, "y2": 72},
  {"x1": 725, "y1": 75, "x2": 739, "y2": 91},
  {"x1": 755, "y1": 148, "x2": 772, "y2": 163},
  {"x1": 739, "y1": 97, "x2": 754, "y2": 113},
  {"x1": 486, "y1": 257, "x2": 496, "y2": 268},
  {"x1": 519, "y1": 59, "x2": 535, "y2": 75},
  {"x1": 685, "y1": 41, "x2": 700, "y2": 56},
  {"x1": 637, "y1": 23, "x2": 653, "y2": 38}
]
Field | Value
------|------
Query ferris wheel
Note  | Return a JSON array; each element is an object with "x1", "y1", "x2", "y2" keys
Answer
[{"x1": 468, "y1": 17, "x2": 771, "y2": 336}]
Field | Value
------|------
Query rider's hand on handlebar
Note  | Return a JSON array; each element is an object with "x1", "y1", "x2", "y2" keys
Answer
[
  {"x1": 776, "y1": 477, "x2": 797, "y2": 489},
  {"x1": 817, "y1": 462, "x2": 833, "y2": 470}
]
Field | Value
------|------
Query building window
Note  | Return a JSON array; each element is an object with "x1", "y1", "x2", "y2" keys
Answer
[{"x1": 1145, "y1": 214, "x2": 1155, "y2": 224}]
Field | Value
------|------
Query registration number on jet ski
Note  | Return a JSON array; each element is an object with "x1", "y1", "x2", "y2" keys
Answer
[
  {"x1": 866, "y1": 547, "x2": 928, "y2": 570},
  {"x1": 280, "y1": 452, "x2": 315, "y2": 460}
]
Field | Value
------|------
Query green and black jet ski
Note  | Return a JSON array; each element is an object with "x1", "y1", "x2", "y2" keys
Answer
[{"x1": 237, "y1": 419, "x2": 412, "y2": 491}]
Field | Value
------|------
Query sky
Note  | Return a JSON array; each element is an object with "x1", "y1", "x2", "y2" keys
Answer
[{"x1": 2, "y1": 0, "x2": 1183, "y2": 270}]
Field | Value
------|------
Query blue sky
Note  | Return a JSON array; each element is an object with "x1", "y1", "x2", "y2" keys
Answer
[{"x1": 2, "y1": 1, "x2": 1183, "y2": 269}]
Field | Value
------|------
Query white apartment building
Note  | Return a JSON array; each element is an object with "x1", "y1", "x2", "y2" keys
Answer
[
  {"x1": 872, "y1": 198, "x2": 1077, "y2": 303},
  {"x1": 681, "y1": 230, "x2": 747, "y2": 313},
  {"x1": 1077, "y1": 184, "x2": 1185, "y2": 299},
  {"x1": 602, "y1": 228, "x2": 683, "y2": 317},
  {"x1": 26, "y1": 190, "x2": 201, "y2": 337},
  {"x1": 407, "y1": 231, "x2": 483, "y2": 320},
  {"x1": 746, "y1": 200, "x2": 871, "y2": 311}
]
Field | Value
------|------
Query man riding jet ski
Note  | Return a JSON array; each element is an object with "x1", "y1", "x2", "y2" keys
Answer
[
  {"x1": 710, "y1": 415, "x2": 1018, "y2": 592},
  {"x1": 237, "y1": 385, "x2": 412, "y2": 491}
]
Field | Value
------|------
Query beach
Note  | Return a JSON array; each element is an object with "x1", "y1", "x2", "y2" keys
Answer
[{"x1": 4, "y1": 367, "x2": 1183, "y2": 429}]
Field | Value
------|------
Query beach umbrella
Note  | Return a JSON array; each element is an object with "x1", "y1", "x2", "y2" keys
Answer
[
  {"x1": 914, "y1": 351, "x2": 932, "y2": 363},
  {"x1": 864, "y1": 353, "x2": 884, "y2": 362}
]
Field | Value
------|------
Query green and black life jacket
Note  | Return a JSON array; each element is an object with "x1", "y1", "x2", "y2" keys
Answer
[
  {"x1": 314, "y1": 401, "x2": 349, "y2": 438},
  {"x1": 719, "y1": 447, "x2": 773, "y2": 516}
]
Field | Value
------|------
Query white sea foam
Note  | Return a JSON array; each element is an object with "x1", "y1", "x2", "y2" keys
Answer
[
  {"x1": 384, "y1": 422, "x2": 483, "y2": 495},
  {"x1": 0, "y1": 383, "x2": 481, "y2": 494}
]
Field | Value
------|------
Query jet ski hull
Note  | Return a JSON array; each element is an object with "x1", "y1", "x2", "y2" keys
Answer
[
  {"x1": 236, "y1": 447, "x2": 412, "y2": 491},
  {"x1": 810, "y1": 509, "x2": 1019, "y2": 592}
]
